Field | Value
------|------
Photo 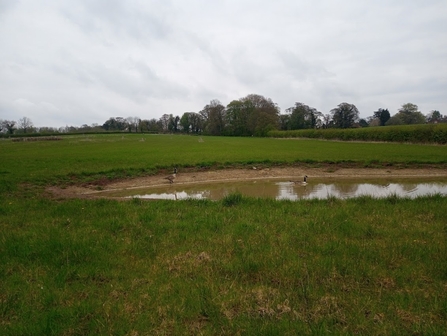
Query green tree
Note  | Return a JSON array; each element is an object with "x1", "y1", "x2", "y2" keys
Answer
[
  {"x1": 279, "y1": 114, "x2": 291, "y2": 130},
  {"x1": 373, "y1": 108, "x2": 390, "y2": 126},
  {"x1": 38, "y1": 127, "x2": 60, "y2": 134},
  {"x1": 330, "y1": 103, "x2": 360, "y2": 128},
  {"x1": 394, "y1": 103, "x2": 425, "y2": 125},
  {"x1": 358, "y1": 119, "x2": 369, "y2": 127},
  {"x1": 386, "y1": 115, "x2": 404, "y2": 126},
  {"x1": 180, "y1": 113, "x2": 192, "y2": 133},
  {"x1": 139, "y1": 119, "x2": 161, "y2": 133},
  {"x1": 102, "y1": 117, "x2": 128, "y2": 131},
  {"x1": 138, "y1": 119, "x2": 149, "y2": 132},
  {"x1": 426, "y1": 110, "x2": 443, "y2": 123},
  {"x1": 200, "y1": 100, "x2": 226, "y2": 136},
  {"x1": 147, "y1": 119, "x2": 162, "y2": 133},
  {"x1": 180, "y1": 112, "x2": 204, "y2": 134},
  {"x1": 286, "y1": 102, "x2": 322, "y2": 129},
  {"x1": 225, "y1": 99, "x2": 252, "y2": 136},
  {"x1": 168, "y1": 115, "x2": 180, "y2": 132},
  {"x1": 241, "y1": 94, "x2": 280, "y2": 136},
  {"x1": 191, "y1": 113, "x2": 204, "y2": 134}
]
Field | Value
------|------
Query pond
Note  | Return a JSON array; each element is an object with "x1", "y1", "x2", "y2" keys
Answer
[{"x1": 95, "y1": 177, "x2": 447, "y2": 201}]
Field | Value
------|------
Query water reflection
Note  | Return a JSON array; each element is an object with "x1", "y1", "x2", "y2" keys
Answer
[
  {"x1": 275, "y1": 182, "x2": 444, "y2": 200},
  {"x1": 97, "y1": 178, "x2": 447, "y2": 201}
]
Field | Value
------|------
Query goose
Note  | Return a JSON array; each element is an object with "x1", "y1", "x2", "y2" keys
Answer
[
  {"x1": 302, "y1": 175, "x2": 308, "y2": 185},
  {"x1": 164, "y1": 167, "x2": 177, "y2": 184},
  {"x1": 289, "y1": 175, "x2": 308, "y2": 185}
]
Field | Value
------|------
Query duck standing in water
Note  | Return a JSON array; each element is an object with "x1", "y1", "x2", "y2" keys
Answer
[{"x1": 164, "y1": 167, "x2": 177, "y2": 184}]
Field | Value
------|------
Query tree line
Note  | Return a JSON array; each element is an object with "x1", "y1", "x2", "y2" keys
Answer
[{"x1": 1, "y1": 94, "x2": 445, "y2": 136}]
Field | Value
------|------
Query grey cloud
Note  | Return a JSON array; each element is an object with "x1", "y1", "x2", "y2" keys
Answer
[
  {"x1": 94, "y1": 59, "x2": 189, "y2": 102},
  {"x1": 278, "y1": 51, "x2": 334, "y2": 81},
  {"x1": 60, "y1": 0, "x2": 172, "y2": 41},
  {"x1": 0, "y1": 0, "x2": 17, "y2": 16},
  {"x1": 0, "y1": 0, "x2": 446, "y2": 127}
]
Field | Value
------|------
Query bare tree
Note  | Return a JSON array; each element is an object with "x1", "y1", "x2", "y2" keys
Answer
[
  {"x1": 126, "y1": 116, "x2": 140, "y2": 132},
  {"x1": 1, "y1": 120, "x2": 16, "y2": 134},
  {"x1": 18, "y1": 117, "x2": 34, "y2": 133},
  {"x1": 159, "y1": 114, "x2": 171, "y2": 133},
  {"x1": 322, "y1": 114, "x2": 332, "y2": 128}
]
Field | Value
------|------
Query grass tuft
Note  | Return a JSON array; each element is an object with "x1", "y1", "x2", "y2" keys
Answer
[{"x1": 222, "y1": 192, "x2": 243, "y2": 207}]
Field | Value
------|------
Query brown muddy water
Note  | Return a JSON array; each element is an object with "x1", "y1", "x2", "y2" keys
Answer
[{"x1": 93, "y1": 177, "x2": 447, "y2": 201}]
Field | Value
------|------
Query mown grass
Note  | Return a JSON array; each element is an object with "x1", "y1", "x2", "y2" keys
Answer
[
  {"x1": 1, "y1": 134, "x2": 447, "y2": 335},
  {"x1": 1, "y1": 134, "x2": 446, "y2": 189}
]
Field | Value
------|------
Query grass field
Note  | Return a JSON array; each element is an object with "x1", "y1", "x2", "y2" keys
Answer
[
  {"x1": 1, "y1": 134, "x2": 446, "y2": 335},
  {"x1": 1, "y1": 134, "x2": 447, "y2": 187}
]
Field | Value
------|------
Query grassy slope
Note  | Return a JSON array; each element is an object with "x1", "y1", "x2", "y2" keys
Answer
[
  {"x1": 1, "y1": 134, "x2": 446, "y2": 335},
  {"x1": 1, "y1": 134, "x2": 446, "y2": 186}
]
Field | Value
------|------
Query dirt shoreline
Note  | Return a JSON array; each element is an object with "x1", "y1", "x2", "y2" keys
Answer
[{"x1": 49, "y1": 166, "x2": 447, "y2": 198}]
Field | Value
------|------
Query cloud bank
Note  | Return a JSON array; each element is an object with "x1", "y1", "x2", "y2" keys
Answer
[{"x1": 1, "y1": 0, "x2": 446, "y2": 127}]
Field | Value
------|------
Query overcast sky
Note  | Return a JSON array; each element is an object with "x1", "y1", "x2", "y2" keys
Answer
[{"x1": 1, "y1": 0, "x2": 446, "y2": 128}]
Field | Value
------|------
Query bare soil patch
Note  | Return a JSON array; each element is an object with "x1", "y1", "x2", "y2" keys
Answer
[{"x1": 48, "y1": 165, "x2": 447, "y2": 199}]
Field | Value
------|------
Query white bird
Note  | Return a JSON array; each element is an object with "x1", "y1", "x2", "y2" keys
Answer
[{"x1": 164, "y1": 167, "x2": 177, "y2": 184}]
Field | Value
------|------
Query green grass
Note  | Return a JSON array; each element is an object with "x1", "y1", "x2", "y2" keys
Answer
[
  {"x1": 1, "y1": 195, "x2": 446, "y2": 335},
  {"x1": 1, "y1": 134, "x2": 447, "y2": 335},
  {"x1": 1, "y1": 134, "x2": 446, "y2": 188}
]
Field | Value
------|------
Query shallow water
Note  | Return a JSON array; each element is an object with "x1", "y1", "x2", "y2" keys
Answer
[{"x1": 96, "y1": 177, "x2": 447, "y2": 201}]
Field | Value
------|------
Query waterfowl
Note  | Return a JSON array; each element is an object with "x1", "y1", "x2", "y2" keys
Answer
[
  {"x1": 289, "y1": 175, "x2": 308, "y2": 185},
  {"x1": 164, "y1": 167, "x2": 177, "y2": 184},
  {"x1": 302, "y1": 175, "x2": 308, "y2": 185}
]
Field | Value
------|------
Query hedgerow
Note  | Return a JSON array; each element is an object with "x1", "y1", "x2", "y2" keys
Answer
[{"x1": 269, "y1": 124, "x2": 447, "y2": 144}]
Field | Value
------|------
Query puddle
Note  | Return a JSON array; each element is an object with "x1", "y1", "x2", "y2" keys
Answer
[{"x1": 94, "y1": 177, "x2": 447, "y2": 201}]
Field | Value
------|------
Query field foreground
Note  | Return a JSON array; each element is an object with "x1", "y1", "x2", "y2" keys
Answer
[{"x1": 2, "y1": 189, "x2": 447, "y2": 335}]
